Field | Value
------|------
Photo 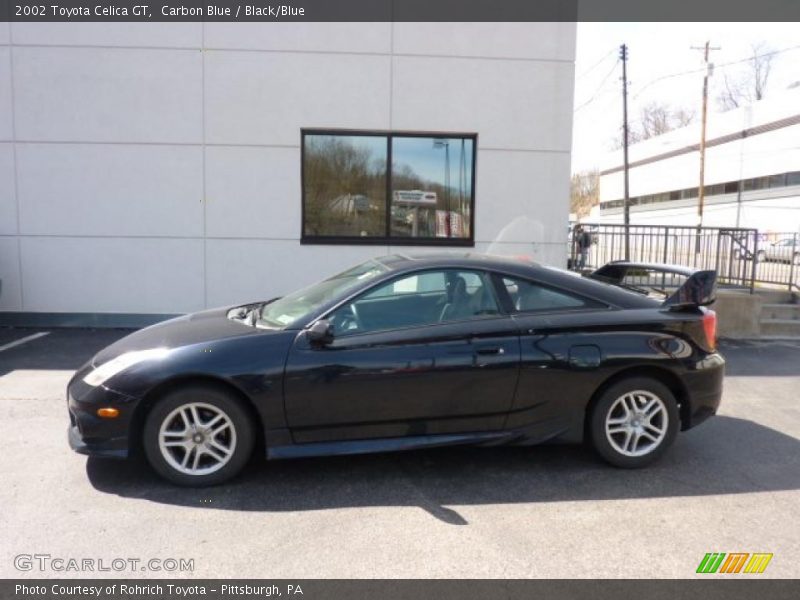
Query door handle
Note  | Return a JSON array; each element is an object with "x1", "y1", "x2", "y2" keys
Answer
[{"x1": 475, "y1": 346, "x2": 504, "y2": 355}]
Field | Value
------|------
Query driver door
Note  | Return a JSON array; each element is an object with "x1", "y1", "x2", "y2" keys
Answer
[{"x1": 283, "y1": 269, "x2": 521, "y2": 443}]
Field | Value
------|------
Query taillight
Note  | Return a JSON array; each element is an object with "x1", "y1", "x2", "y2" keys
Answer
[{"x1": 702, "y1": 309, "x2": 717, "y2": 350}]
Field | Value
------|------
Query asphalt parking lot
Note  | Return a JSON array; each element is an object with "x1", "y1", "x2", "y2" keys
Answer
[{"x1": 0, "y1": 328, "x2": 798, "y2": 578}]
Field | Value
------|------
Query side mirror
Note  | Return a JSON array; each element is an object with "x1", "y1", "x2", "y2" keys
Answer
[{"x1": 306, "y1": 319, "x2": 333, "y2": 345}]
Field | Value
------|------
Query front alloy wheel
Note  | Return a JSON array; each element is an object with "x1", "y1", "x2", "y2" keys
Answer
[
  {"x1": 590, "y1": 377, "x2": 679, "y2": 468},
  {"x1": 144, "y1": 385, "x2": 255, "y2": 486},
  {"x1": 158, "y1": 402, "x2": 237, "y2": 476}
]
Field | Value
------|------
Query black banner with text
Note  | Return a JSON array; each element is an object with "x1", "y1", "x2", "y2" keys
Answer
[
  {"x1": 3, "y1": 579, "x2": 800, "y2": 600},
  {"x1": 3, "y1": 0, "x2": 800, "y2": 22}
]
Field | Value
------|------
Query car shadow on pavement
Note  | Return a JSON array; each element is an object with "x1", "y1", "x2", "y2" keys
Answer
[{"x1": 86, "y1": 414, "x2": 800, "y2": 525}]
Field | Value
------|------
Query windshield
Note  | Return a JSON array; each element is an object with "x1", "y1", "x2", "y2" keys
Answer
[{"x1": 257, "y1": 259, "x2": 388, "y2": 329}]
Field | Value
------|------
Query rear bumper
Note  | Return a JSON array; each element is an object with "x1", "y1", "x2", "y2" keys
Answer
[{"x1": 682, "y1": 351, "x2": 725, "y2": 430}]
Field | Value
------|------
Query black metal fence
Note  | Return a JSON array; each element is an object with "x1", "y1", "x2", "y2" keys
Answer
[{"x1": 571, "y1": 224, "x2": 800, "y2": 292}]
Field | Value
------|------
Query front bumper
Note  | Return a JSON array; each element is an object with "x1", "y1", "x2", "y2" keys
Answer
[
  {"x1": 68, "y1": 423, "x2": 128, "y2": 458},
  {"x1": 682, "y1": 351, "x2": 725, "y2": 430},
  {"x1": 67, "y1": 371, "x2": 140, "y2": 459}
]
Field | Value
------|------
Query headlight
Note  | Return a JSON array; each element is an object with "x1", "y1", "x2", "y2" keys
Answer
[{"x1": 83, "y1": 348, "x2": 171, "y2": 387}]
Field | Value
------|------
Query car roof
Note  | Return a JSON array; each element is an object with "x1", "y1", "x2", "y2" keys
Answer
[
  {"x1": 376, "y1": 252, "x2": 537, "y2": 271},
  {"x1": 372, "y1": 253, "x2": 658, "y2": 309}
]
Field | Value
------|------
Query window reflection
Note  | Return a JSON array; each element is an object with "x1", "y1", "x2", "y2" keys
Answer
[
  {"x1": 303, "y1": 134, "x2": 387, "y2": 238},
  {"x1": 302, "y1": 131, "x2": 476, "y2": 243},
  {"x1": 391, "y1": 137, "x2": 474, "y2": 239}
]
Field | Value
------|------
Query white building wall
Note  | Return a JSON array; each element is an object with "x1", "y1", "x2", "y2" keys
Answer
[
  {"x1": 0, "y1": 21, "x2": 576, "y2": 317},
  {"x1": 596, "y1": 88, "x2": 800, "y2": 233}
]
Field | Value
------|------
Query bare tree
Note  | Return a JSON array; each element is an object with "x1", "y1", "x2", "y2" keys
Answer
[
  {"x1": 611, "y1": 102, "x2": 696, "y2": 149},
  {"x1": 639, "y1": 102, "x2": 673, "y2": 139},
  {"x1": 570, "y1": 170, "x2": 599, "y2": 218},
  {"x1": 672, "y1": 106, "x2": 696, "y2": 128},
  {"x1": 717, "y1": 42, "x2": 774, "y2": 111}
]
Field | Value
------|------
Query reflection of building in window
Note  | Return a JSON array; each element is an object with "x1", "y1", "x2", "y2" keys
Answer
[
  {"x1": 327, "y1": 194, "x2": 381, "y2": 237},
  {"x1": 329, "y1": 194, "x2": 372, "y2": 214},
  {"x1": 392, "y1": 190, "x2": 437, "y2": 237}
]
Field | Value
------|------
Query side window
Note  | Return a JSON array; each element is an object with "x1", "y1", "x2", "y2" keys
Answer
[
  {"x1": 329, "y1": 270, "x2": 500, "y2": 336},
  {"x1": 502, "y1": 276, "x2": 603, "y2": 312},
  {"x1": 367, "y1": 271, "x2": 446, "y2": 298}
]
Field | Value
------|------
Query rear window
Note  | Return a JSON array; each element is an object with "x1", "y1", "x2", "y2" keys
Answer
[
  {"x1": 616, "y1": 268, "x2": 687, "y2": 299},
  {"x1": 501, "y1": 276, "x2": 606, "y2": 312}
]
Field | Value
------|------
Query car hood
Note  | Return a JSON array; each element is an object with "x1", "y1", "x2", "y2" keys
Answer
[{"x1": 91, "y1": 307, "x2": 274, "y2": 366}]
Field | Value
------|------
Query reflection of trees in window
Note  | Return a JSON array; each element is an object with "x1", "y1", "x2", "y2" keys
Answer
[{"x1": 303, "y1": 136, "x2": 387, "y2": 237}]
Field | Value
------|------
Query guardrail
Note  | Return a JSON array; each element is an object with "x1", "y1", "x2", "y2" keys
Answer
[{"x1": 570, "y1": 224, "x2": 800, "y2": 292}]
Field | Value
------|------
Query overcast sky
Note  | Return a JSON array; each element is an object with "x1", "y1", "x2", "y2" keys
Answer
[{"x1": 571, "y1": 22, "x2": 800, "y2": 173}]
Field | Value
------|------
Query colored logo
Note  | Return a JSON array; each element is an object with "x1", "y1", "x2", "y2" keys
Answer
[{"x1": 696, "y1": 553, "x2": 773, "y2": 574}]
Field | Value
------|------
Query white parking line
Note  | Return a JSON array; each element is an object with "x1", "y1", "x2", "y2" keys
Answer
[{"x1": 0, "y1": 331, "x2": 50, "y2": 353}]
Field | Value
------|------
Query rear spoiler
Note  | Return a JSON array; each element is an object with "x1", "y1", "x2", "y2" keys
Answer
[{"x1": 589, "y1": 261, "x2": 717, "y2": 310}]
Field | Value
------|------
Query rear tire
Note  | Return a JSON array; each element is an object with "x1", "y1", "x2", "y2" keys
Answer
[
  {"x1": 589, "y1": 377, "x2": 679, "y2": 468},
  {"x1": 143, "y1": 384, "x2": 255, "y2": 486}
]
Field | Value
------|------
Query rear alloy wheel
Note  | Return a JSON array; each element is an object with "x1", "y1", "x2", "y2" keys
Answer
[
  {"x1": 590, "y1": 378, "x2": 679, "y2": 468},
  {"x1": 144, "y1": 385, "x2": 254, "y2": 486}
]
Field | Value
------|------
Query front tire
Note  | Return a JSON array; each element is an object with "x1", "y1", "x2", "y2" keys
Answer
[
  {"x1": 589, "y1": 378, "x2": 679, "y2": 468},
  {"x1": 143, "y1": 384, "x2": 255, "y2": 486}
]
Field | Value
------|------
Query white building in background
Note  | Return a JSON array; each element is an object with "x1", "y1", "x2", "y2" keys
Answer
[
  {"x1": 0, "y1": 22, "x2": 576, "y2": 325},
  {"x1": 594, "y1": 87, "x2": 800, "y2": 233}
]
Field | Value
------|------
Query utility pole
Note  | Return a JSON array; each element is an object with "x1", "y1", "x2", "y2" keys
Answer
[
  {"x1": 620, "y1": 44, "x2": 631, "y2": 260},
  {"x1": 691, "y1": 41, "x2": 720, "y2": 233}
]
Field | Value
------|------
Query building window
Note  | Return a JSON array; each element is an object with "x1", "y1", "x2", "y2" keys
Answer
[
  {"x1": 302, "y1": 130, "x2": 476, "y2": 245},
  {"x1": 768, "y1": 174, "x2": 787, "y2": 188},
  {"x1": 600, "y1": 170, "x2": 798, "y2": 212}
]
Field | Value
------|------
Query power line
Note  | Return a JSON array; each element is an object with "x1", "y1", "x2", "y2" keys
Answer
[
  {"x1": 574, "y1": 58, "x2": 620, "y2": 112},
  {"x1": 576, "y1": 47, "x2": 617, "y2": 80},
  {"x1": 631, "y1": 43, "x2": 800, "y2": 100},
  {"x1": 631, "y1": 67, "x2": 705, "y2": 100}
]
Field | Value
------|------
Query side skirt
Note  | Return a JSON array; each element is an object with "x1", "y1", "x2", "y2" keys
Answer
[{"x1": 266, "y1": 431, "x2": 515, "y2": 460}]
